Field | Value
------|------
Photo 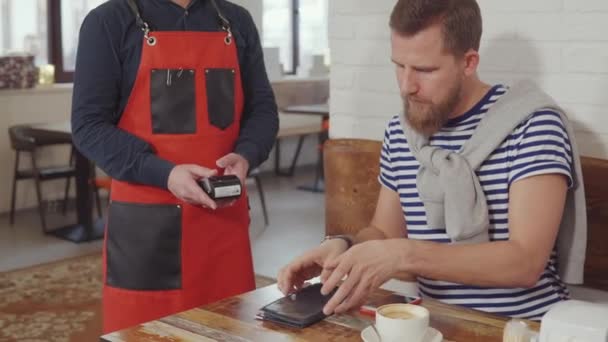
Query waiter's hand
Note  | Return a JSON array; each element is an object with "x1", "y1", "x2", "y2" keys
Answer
[
  {"x1": 168, "y1": 164, "x2": 218, "y2": 209},
  {"x1": 216, "y1": 153, "x2": 249, "y2": 184}
]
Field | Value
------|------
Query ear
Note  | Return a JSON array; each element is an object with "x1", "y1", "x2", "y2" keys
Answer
[{"x1": 462, "y1": 49, "x2": 480, "y2": 77}]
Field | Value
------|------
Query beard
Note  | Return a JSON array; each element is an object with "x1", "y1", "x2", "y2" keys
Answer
[{"x1": 404, "y1": 83, "x2": 462, "y2": 137}]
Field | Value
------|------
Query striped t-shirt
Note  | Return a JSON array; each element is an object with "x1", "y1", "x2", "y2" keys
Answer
[{"x1": 379, "y1": 85, "x2": 573, "y2": 320}]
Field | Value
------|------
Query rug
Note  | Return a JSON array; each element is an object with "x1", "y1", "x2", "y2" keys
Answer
[{"x1": 0, "y1": 253, "x2": 276, "y2": 342}]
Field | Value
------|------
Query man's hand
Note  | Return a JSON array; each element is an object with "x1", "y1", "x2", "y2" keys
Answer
[
  {"x1": 168, "y1": 164, "x2": 218, "y2": 209},
  {"x1": 216, "y1": 153, "x2": 249, "y2": 184},
  {"x1": 320, "y1": 239, "x2": 403, "y2": 315},
  {"x1": 277, "y1": 239, "x2": 349, "y2": 295}
]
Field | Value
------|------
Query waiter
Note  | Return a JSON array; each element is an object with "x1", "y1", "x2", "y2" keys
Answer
[{"x1": 71, "y1": 0, "x2": 278, "y2": 333}]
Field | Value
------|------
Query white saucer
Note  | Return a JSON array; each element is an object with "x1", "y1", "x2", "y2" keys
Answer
[{"x1": 361, "y1": 326, "x2": 443, "y2": 342}]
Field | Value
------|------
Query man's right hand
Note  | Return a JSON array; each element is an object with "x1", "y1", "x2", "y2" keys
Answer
[
  {"x1": 277, "y1": 238, "x2": 350, "y2": 295},
  {"x1": 167, "y1": 164, "x2": 218, "y2": 209}
]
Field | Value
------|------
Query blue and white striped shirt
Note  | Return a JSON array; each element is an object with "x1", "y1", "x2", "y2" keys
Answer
[{"x1": 379, "y1": 85, "x2": 573, "y2": 320}]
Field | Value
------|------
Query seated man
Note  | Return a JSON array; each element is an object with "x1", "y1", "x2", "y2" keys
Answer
[{"x1": 278, "y1": 0, "x2": 586, "y2": 321}]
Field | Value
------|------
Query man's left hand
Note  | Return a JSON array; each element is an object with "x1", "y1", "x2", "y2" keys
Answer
[
  {"x1": 320, "y1": 239, "x2": 403, "y2": 315},
  {"x1": 216, "y1": 153, "x2": 250, "y2": 184}
]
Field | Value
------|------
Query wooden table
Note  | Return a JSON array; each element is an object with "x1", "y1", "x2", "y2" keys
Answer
[
  {"x1": 29, "y1": 122, "x2": 104, "y2": 243},
  {"x1": 282, "y1": 104, "x2": 330, "y2": 193},
  {"x1": 101, "y1": 284, "x2": 539, "y2": 341}
]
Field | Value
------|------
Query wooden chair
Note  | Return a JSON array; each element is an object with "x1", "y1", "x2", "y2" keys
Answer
[
  {"x1": 324, "y1": 139, "x2": 608, "y2": 292},
  {"x1": 580, "y1": 157, "x2": 608, "y2": 292},
  {"x1": 8, "y1": 124, "x2": 76, "y2": 233},
  {"x1": 323, "y1": 139, "x2": 382, "y2": 236}
]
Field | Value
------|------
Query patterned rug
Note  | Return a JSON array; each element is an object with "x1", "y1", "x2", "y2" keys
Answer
[{"x1": 0, "y1": 253, "x2": 276, "y2": 342}]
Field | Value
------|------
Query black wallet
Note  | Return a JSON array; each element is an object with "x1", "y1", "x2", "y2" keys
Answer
[{"x1": 259, "y1": 283, "x2": 337, "y2": 328}]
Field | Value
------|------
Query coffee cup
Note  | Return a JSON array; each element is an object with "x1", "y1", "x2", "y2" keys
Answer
[{"x1": 375, "y1": 303, "x2": 430, "y2": 342}]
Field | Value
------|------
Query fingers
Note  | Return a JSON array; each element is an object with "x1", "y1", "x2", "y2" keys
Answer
[
  {"x1": 320, "y1": 253, "x2": 346, "y2": 295},
  {"x1": 194, "y1": 190, "x2": 218, "y2": 209},
  {"x1": 320, "y1": 267, "x2": 333, "y2": 284},
  {"x1": 322, "y1": 265, "x2": 360, "y2": 315},
  {"x1": 216, "y1": 153, "x2": 238, "y2": 168},
  {"x1": 334, "y1": 278, "x2": 370, "y2": 314},
  {"x1": 186, "y1": 165, "x2": 217, "y2": 179},
  {"x1": 278, "y1": 263, "x2": 302, "y2": 295},
  {"x1": 278, "y1": 252, "x2": 323, "y2": 295},
  {"x1": 216, "y1": 153, "x2": 249, "y2": 183},
  {"x1": 182, "y1": 182, "x2": 218, "y2": 209}
]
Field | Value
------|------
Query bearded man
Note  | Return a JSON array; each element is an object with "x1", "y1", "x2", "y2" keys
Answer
[{"x1": 277, "y1": 0, "x2": 586, "y2": 321}]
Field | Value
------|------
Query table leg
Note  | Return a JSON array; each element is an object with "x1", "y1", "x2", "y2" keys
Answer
[{"x1": 48, "y1": 147, "x2": 104, "y2": 242}]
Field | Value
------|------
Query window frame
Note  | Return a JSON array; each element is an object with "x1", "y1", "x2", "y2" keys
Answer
[
  {"x1": 288, "y1": 0, "x2": 299, "y2": 75},
  {"x1": 47, "y1": 0, "x2": 314, "y2": 82},
  {"x1": 47, "y1": 0, "x2": 73, "y2": 83}
]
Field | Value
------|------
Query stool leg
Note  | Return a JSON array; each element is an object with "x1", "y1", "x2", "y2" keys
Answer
[
  {"x1": 9, "y1": 152, "x2": 20, "y2": 225},
  {"x1": 62, "y1": 176, "x2": 71, "y2": 215},
  {"x1": 31, "y1": 153, "x2": 48, "y2": 233},
  {"x1": 62, "y1": 146, "x2": 77, "y2": 215},
  {"x1": 254, "y1": 175, "x2": 269, "y2": 226},
  {"x1": 94, "y1": 186, "x2": 103, "y2": 218}
]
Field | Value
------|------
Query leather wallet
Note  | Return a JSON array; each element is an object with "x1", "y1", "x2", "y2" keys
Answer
[{"x1": 259, "y1": 283, "x2": 337, "y2": 328}]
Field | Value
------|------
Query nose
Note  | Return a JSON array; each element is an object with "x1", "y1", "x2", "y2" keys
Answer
[{"x1": 399, "y1": 68, "x2": 419, "y2": 98}]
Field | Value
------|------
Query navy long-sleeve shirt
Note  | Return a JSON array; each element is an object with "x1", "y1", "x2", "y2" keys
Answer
[{"x1": 71, "y1": 0, "x2": 278, "y2": 189}]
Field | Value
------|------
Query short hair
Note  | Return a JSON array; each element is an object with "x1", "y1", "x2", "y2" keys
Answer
[{"x1": 389, "y1": 0, "x2": 483, "y2": 56}]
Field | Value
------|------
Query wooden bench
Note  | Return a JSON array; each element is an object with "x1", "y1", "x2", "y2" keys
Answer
[{"x1": 324, "y1": 138, "x2": 608, "y2": 293}]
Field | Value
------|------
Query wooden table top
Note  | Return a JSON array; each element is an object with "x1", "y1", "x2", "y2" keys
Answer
[
  {"x1": 283, "y1": 103, "x2": 329, "y2": 116},
  {"x1": 101, "y1": 284, "x2": 539, "y2": 342}
]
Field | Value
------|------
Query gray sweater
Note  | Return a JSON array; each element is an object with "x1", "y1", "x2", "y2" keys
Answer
[{"x1": 399, "y1": 81, "x2": 587, "y2": 284}]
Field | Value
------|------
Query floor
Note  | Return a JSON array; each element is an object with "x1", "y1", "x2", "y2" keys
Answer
[{"x1": 1, "y1": 167, "x2": 607, "y2": 304}]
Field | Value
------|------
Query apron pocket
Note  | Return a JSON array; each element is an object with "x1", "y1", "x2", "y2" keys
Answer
[
  {"x1": 106, "y1": 201, "x2": 182, "y2": 291},
  {"x1": 150, "y1": 68, "x2": 196, "y2": 134},
  {"x1": 205, "y1": 68, "x2": 235, "y2": 130}
]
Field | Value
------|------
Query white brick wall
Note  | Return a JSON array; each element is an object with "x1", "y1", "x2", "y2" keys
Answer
[{"x1": 329, "y1": 1, "x2": 608, "y2": 158}]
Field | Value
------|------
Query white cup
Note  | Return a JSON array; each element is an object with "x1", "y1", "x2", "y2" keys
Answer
[{"x1": 375, "y1": 303, "x2": 430, "y2": 342}]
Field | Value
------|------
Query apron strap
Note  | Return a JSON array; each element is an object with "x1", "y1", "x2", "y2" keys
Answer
[
  {"x1": 209, "y1": 0, "x2": 233, "y2": 44},
  {"x1": 126, "y1": 0, "x2": 148, "y2": 32},
  {"x1": 125, "y1": 0, "x2": 233, "y2": 44},
  {"x1": 209, "y1": 0, "x2": 232, "y2": 32},
  {"x1": 126, "y1": 0, "x2": 232, "y2": 32}
]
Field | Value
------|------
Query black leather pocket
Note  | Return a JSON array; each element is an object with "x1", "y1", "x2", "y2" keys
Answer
[
  {"x1": 205, "y1": 68, "x2": 235, "y2": 130},
  {"x1": 106, "y1": 201, "x2": 182, "y2": 291},
  {"x1": 150, "y1": 68, "x2": 196, "y2": 134}
]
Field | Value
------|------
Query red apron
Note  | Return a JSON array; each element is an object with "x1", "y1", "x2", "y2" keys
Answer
[{"x1": 102, "y1": 0, "x2": 254, "y2": 333}]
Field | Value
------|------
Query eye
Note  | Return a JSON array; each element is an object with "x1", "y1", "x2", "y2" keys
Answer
[{"x1": 414, "y1": 67, "x2": 435, "y2": 73}]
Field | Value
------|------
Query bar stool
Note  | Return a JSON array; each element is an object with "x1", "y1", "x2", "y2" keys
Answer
[
  {"x1": 93, "y1": 174, "x2": 111, "y2": 218},
  {"x1": 8, "y1": 124, "x2": 76, "y2": 233},
  {"x1": 247, "y1": 168, "x2": 269, "y2": 226}
]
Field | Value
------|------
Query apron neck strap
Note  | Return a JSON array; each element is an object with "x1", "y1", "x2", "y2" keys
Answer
[
  {"x1": 126, "y1": 0, "x2": 148, "y2": 31},
  {"x1": 126, "y1": 0, "x2": 232, "y2": 33},
  {"x1": 209, "y1": 0, "x2": 232, "y2": 33}
]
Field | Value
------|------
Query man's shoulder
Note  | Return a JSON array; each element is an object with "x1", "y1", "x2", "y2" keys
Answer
[
  {"x1": 383, "y1": 114, "x2": 409, "y2": 149},
  {"x1": 219, "y1": 1, "x2": 255, "y2": 27},
  {"x1": 514, "y1": 107, "x2": 567, "y2": 134},
  {"x1": 84, "y1": 0, "x2": 133, "y2": 29}
]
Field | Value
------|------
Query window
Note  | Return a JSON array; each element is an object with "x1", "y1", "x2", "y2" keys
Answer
[
  {"x1": 2, "y1": 1, "x2": 330, "y2": 83},
  {"x1": 0, "y1": 0, "x2": 48, "y2": 65},
  {"x1": 262, "y1": 0, "x2": 294, "y2": 73},
  {"x1": 0, "y1": 0, "x2": 102, "y2": 83},
  {"x1": 59, "y1": 0, "x2": 106, "y2": 71},
  {"x1": 49, "y1": 0, "x2": 105, "y2": 83},
  {"x1": 263, "y1": 0, "x2": 328, "y2": 76},
  {"x1": 298, "y1": 0, "x2": 329, "y2": 75}
]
